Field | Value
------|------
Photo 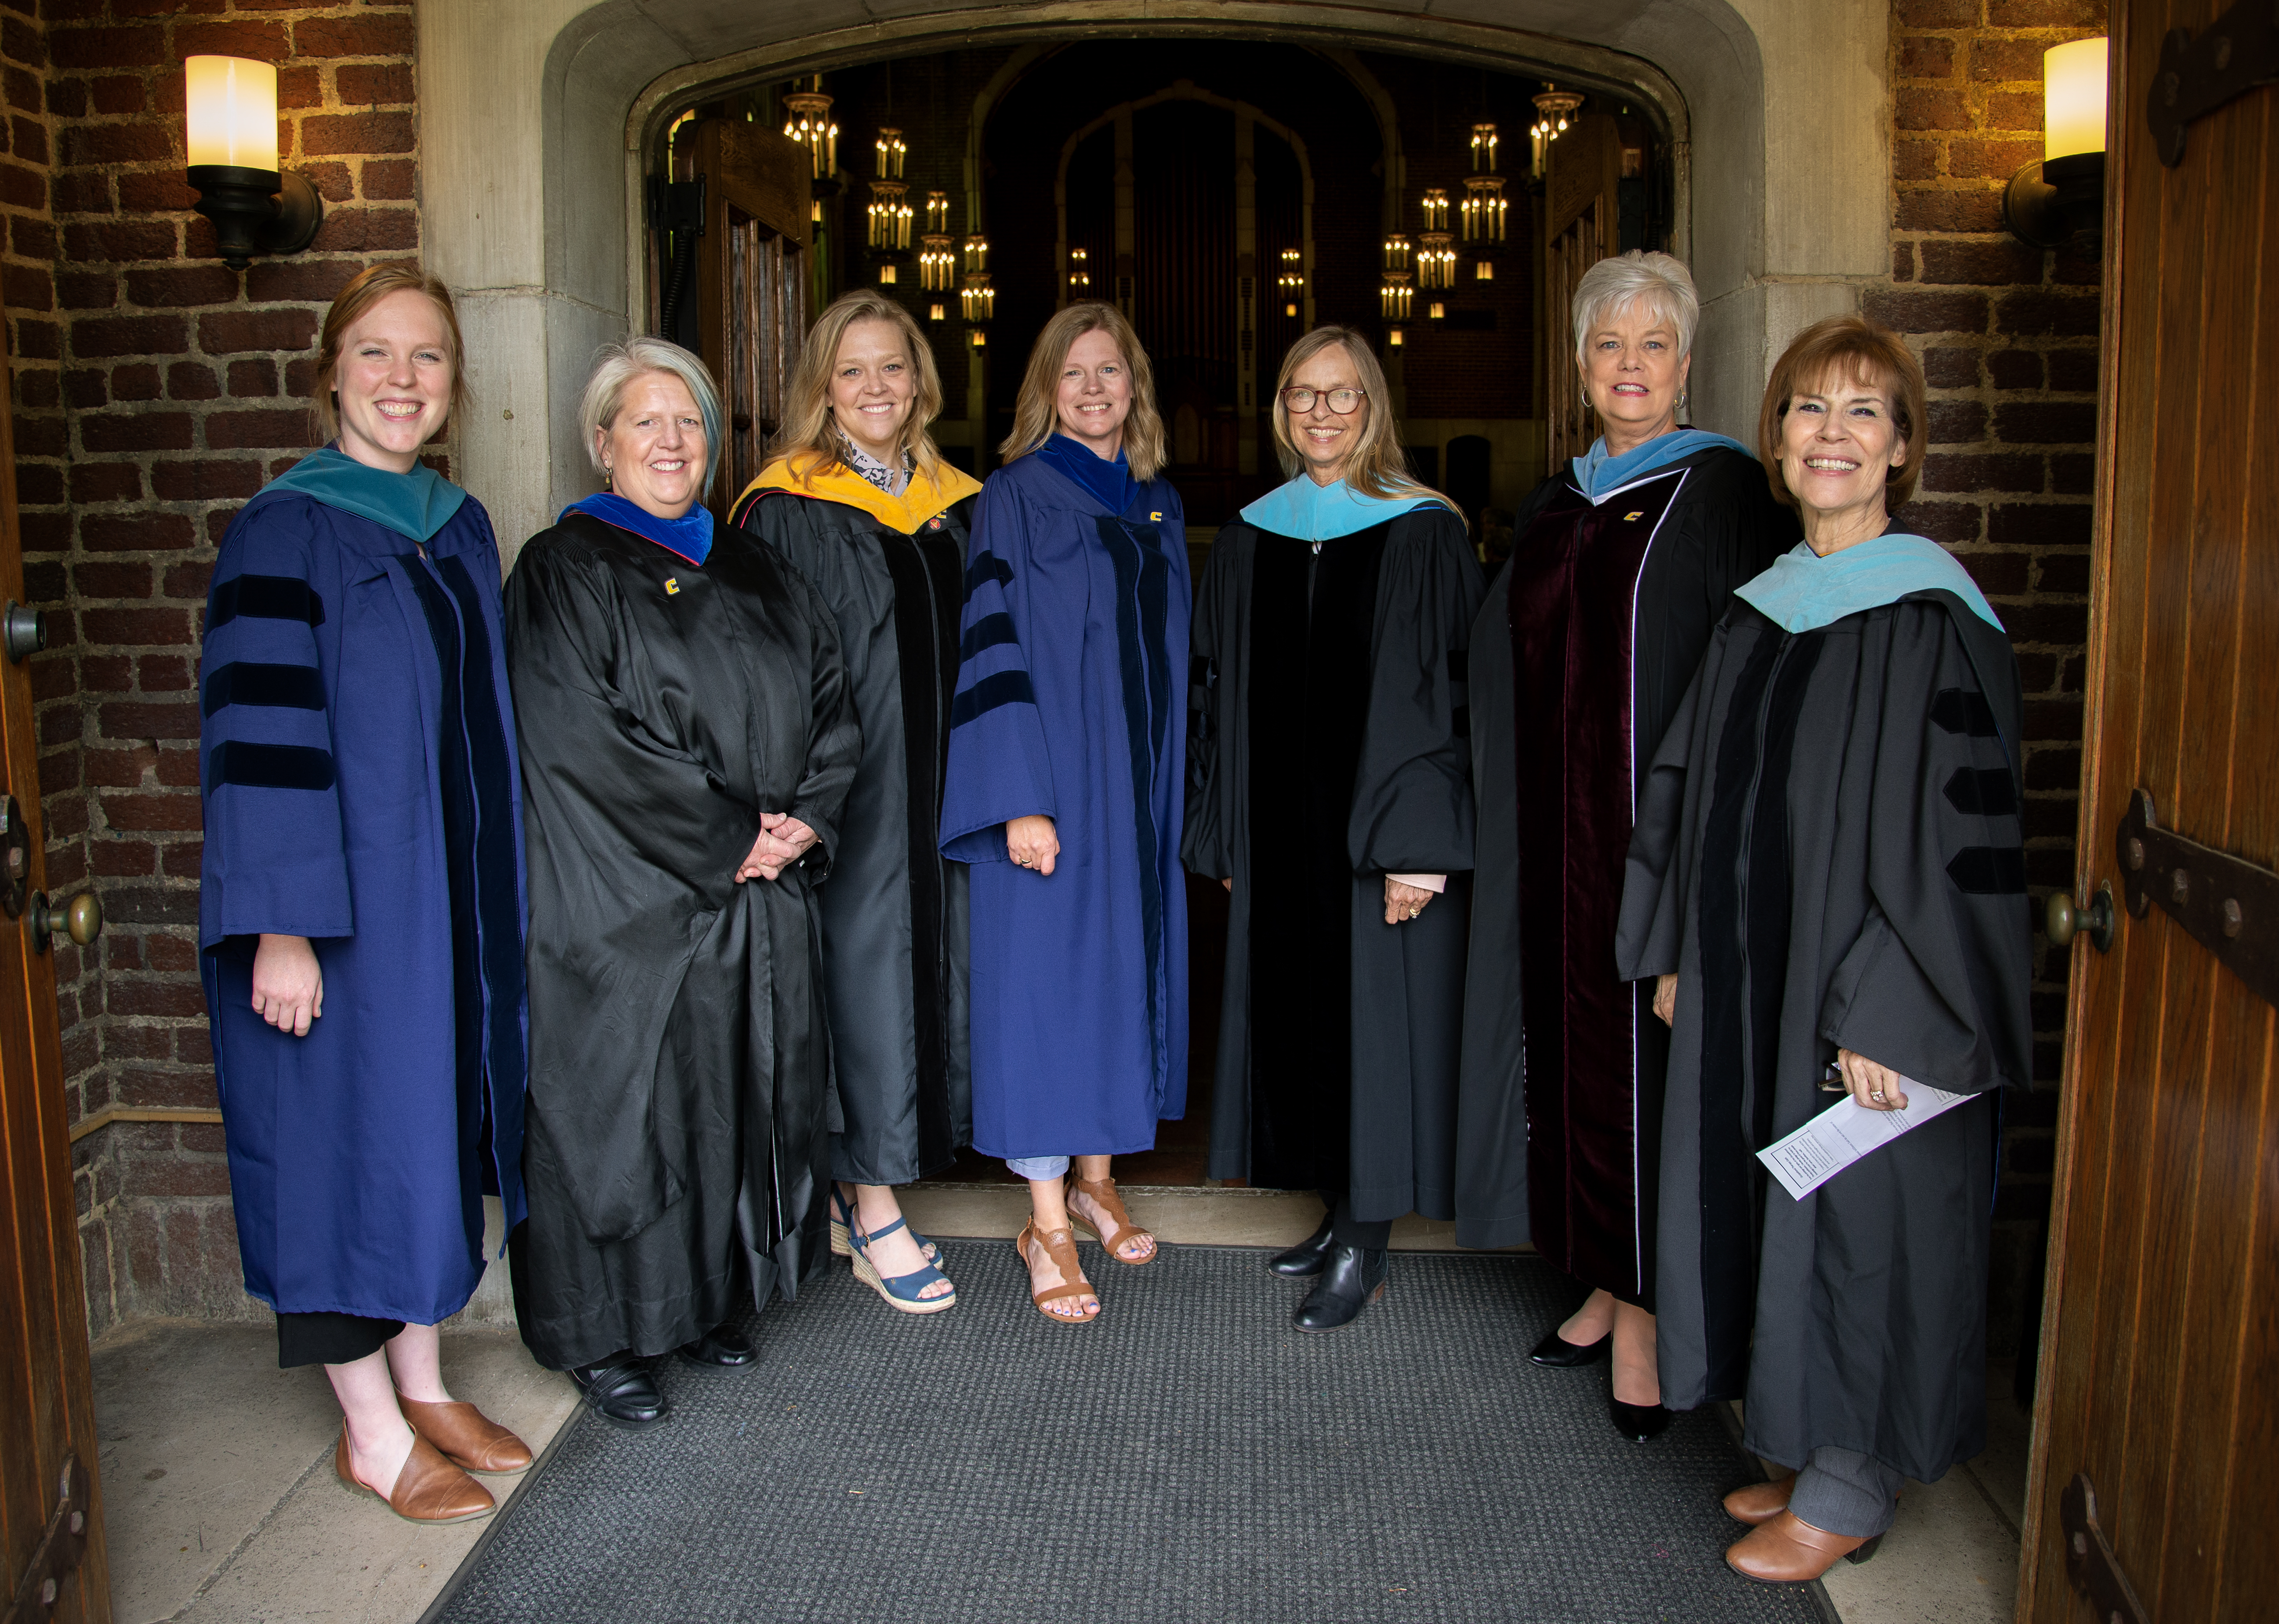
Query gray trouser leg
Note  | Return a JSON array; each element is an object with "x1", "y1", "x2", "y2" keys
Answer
[{"x1": 1787, "y1": 1446, "x2": 1904, "y2": 1538}]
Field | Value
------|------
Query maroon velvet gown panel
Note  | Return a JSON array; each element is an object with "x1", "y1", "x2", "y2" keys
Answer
[{"x1": 1507, "y1": 474, "x2": 1684, "y2": 1300}]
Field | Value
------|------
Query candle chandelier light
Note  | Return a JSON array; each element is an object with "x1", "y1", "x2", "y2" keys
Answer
[
  {"x1": 866, "y1": 126, "x2": 912, "y2": 251},
  {"x1": 874, "y1": 128, "x2": 906, "y2": 179},
  {"x1": 1380, "y1": 272, "x2": 1413, "y2": 322},
  {"x1": 920, "y1": 236, "x2": 955, "y2": 291},
  {"x1": 1418, "y1": 232, "x2": 1456, "y2": 289},
  {"x1": 1382, "y1": 233, "x2": 1412, "y2": 274},
  {"x1": 783, "y1": 78, "x2": 837, "y2": 179},
  {"x1": 1278, "y1": 246, "x2": 1304, "y2": 316},
  {"x1": 962, "y1": 234, "x2": 989, "y2": 274},
  {"x1": 1461, "y1": 176, "x2": 1507, "y2": 244},
  {"x1": 1066, "y1": 246, "x2": 1091, "y2": 292},
  {"x1": 961, "y1": 273, "x2": 994, "y2": 322},
  {"x1": 1421, "y1": 188, "x2": 1449, "y2": 232},
  {"x1": 1470, "y1": 123, "x2": 1499, "y2": 172},
  {"x1": 1530, "y1": 85, "x2": 1584, "y2": 178},
  {"x1": 925, "y1": 191, "x2": 950, "y2": 234}
]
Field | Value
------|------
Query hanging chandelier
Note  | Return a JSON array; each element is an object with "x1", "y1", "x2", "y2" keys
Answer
[
  {"x1": 874, "y1": 128, "x2": 906, "y2": 179},
  {"x1": 961, "y1": 272, "x2": 994, "y2": 323},
  {"x1": 1380, "y1": 272, "x2": 1413, "y2": 322},
  {"x1": 1278, "y1": 247, "x2": 1303, "y2": 316},
  {"x1": 1418, "y1": 233, "x2": 1456, "y2": 289},
  {"x1": 1421, "y1": 189, "x2": 1449, "y2": 232},
  {"x1": 1530, "y1": 85, "x2": 1584, "y2": 178},
  {"x1": 1461, "y1": 176, "x2": 1507, "y2": 243},
  {"x1": 1067, "y1": 246, "x2": 1090, "y2": 293},
  {"x1": 866, "y1": 127, "x2": 912, "y2": 252},
  {"x1": 1383, "y1": 233, "x2": 1412, "y2": 274},
  {"x1": 925, "y1": 191, "x2": 950, "y2": 234},
  {"x1": 782, "y1": 78, "x2": 837, "y2": 180},
  {"x1": 962, "y1": 234, "x2": 989, "y2": 274},
  {"x1": 920, "y1": 236, "x2": 955, "y2": 291}
]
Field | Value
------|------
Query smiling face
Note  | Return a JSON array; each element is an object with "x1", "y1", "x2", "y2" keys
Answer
[
  {"x1": 1053, "y1": 327, "x2": 1133, "y2": 458},
  {"x1": 1576, "y1": 296, "x2": 1690, "y2": 454},
  {"x1": 598, "y1": 370, "x2": 709, "y2": 520},
  {"x1": 1283, "y1": 342, "x2": 1369, "y2": 486},
  {"x1": 829, "y1": 317, "x2": 917, "y2": 463},
  {"x1": 1776, "y1": 364, "x2": 1908, "y2": 546},
  {"x1": 331, "y1": 288, "x2": 454, "y2": 473}
]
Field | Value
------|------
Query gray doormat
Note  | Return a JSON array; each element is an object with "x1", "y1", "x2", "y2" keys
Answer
[{"x1": 429, "y1": 1245, "x2": 1827, "y2": 1624}]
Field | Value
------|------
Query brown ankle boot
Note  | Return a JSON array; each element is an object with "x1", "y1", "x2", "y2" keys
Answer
[
  {"x1": 1725, "y1": 1511, "x2": 1879, "y2": 1582},
  {"x1": 1723, "y1": 1473, "x2": 1797, "y2": 1525}
]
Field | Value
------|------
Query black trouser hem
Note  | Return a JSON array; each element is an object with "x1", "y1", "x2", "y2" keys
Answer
[{"x1": 276, "y1": 1310, "x2": 403, "y2": 1369}]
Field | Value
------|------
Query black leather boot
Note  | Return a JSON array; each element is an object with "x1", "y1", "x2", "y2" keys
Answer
[
  {"x1": 677, "y1": 1322, "x2": 757, "y2": 1370},
  {"x1": 568, "y1": 1354, "x2": 671, "y2": 1430},
  {"x1": 1293, "y1": 1243, "x2": 1388, "y2": 1331},
  {"x1": 1268, "y1": 1213, "x2": 1338, "y2": 1278}
]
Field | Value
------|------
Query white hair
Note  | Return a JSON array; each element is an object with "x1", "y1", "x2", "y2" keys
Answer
[
  {"x1": 1570, "y1": 250, "x2": 1701, "y2": 363},
  {"x1": 579, "y1": 335, "x2": 725, "y2": 497}
]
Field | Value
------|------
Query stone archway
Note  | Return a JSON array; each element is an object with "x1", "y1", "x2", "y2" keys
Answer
[{"x1": 417, "y1": 0, "x2": 1888, "y2": 554}]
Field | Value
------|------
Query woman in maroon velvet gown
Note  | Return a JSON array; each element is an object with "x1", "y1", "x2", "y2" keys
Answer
[{"x1": 1458, "y1": 250, "x2": 1795, "y2": 1440}]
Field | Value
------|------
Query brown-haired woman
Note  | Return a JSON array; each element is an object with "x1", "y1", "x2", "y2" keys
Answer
[
  {"x1": 730, "y1": 291, "x2": 982, "y2": 1314},
  {"x1": 1184, "y1": 325, "x2": 1484, "y2": 1330},
  {"x1": 196, "y1": 263, "x2": 530, "y2": 1522},
  {"x1": 1618, "y1": 315, "x2": 2031, "y2": 1580},
  {"x1": 939, "y1": 302, "x2": 1189, "y2": 1322}
]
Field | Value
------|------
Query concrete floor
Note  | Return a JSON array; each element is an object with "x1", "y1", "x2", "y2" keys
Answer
[{"x1": 91, "y1": 1186, "x2": 2031, "y2": 1623}]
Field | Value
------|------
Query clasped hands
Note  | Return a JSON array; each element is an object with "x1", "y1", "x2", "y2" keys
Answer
[
  {"x1": 739, "y1": 812, "x2": 817, "y2": 883},
  {"x1": 1650, "y1": 973, "x2": 1907, "y2": 1112}
]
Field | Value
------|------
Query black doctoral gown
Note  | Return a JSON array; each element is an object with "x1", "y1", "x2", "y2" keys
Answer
[
  {"x1": 1185, "y1": 500, "x2": 1485, "y2": 1226},
  {"x1": 505, "y1": 511, "x2": 859, "y2": 1370},
  {"x1": 734, "y1": 465, "x2": 981, "y2": 1187},
  {"x1": 1615, "y1": 588, "x2": 2032, "y2": 1483},
  {"x1": 1459, "y1": 445, "x2": 1796, "y2": 1276}
]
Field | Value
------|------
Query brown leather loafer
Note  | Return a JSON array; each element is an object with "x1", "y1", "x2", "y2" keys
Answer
[
  {"x1": 334, "y1": 1425, "x2": 495, "y2": 1523},
  {"x1": 1725, "y1": 1511, "x2": 1879, "y2": 1582},
  {"x1": 1723, "y1": 1472, "x2": 1798, "y2": 1525},
  {"x1": 399, "y1": 1397, "x2": 533, "y2": 1474}
]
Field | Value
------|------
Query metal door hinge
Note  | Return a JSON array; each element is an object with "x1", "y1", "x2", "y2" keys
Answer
[
  {"x1": 2, "y1": 1454, "x2": 90, "y2": 1624},
  {"x1": 2060, "y1": 1473, "x2": 2149, "y2": 1624},
  {"x1": 2118, "y1": 788, "x2": 2279, "y2": 1009},
  {"x1": 2147, "y1": 0, "x2": 2279, "y2": 166}
]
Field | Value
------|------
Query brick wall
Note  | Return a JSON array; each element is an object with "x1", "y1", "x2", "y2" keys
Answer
[
  {"x1": 1877, "y1": 0, "x2": 2106, "y2": 1353},
  {"x1": 11, "y1": 0, "x2": 418, "y2": 1334}
]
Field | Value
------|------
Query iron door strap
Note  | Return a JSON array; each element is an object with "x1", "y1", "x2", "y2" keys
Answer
[
  {"x1": 2060, "y1": 1473, "x2": 2150, "y2": 1624},
  {"x1": 1, "y1": 1453, "x2": 90, "y2": 1624},
  {"x1": 2116, "y1": 788, "x2": 2279, "y2": 1010}
]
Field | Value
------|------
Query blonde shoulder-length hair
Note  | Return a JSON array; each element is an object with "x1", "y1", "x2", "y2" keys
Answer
[
  {"x1": 1271, "y1": 326, "x2": 1454, "y2": 508},
  {"x1": 998, "y1": 302, "x2": 1168, "y2": 482},
  {"x1": 771, "y1": 290, "x2": 949, "y2": 483}
]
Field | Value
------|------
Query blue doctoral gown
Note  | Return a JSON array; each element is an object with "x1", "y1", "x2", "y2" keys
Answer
[
  {"x1": 940, "y1": 443, "x2": 1190, "y2": 1158},
  {"x1": 198, "y1": 457, "x2": 527, "y2": 1326}
]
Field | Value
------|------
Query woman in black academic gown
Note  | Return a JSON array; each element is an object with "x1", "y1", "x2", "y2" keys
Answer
[
  {"x1": 1460, "y1": 251, "x2": 1794, "y2": 1436},
  {"x1": 1618, "y1": 316, "x2": 2031, "y2": 1581},
  {"x1": 1185, "y1": 325, "x2": 1483, "y2": 1331},
  {"x1": 507, "y1": 337, "x2": 858, "y2": 1429},
  {"x1": 731, "y1": 291, "x2": 982, "y2": 1315}
]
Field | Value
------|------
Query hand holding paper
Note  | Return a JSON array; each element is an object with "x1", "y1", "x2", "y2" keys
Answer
[{"x1": 1756, "y1": 1075, "x2": 1974, "y2": 1201}]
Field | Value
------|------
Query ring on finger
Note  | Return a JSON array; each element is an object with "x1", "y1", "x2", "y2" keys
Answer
[{"x1": 1870, "y1": 1090, "x2": 1886, "y2": 1103}]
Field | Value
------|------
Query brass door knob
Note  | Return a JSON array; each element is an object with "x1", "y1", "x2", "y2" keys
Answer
[
  {"x1": 28, "y1": 889, "x2": 101, "y2": 952},
  {"x1": 2046, "y1": 882, "x2": 2115, "y2": 953}
]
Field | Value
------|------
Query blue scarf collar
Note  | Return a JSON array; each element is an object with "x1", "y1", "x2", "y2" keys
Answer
[
  {"x1": 264, "y1": 444, "x2": 468, "y2": 544},
  {"x1": 1239, "y1": 474, "x2": 1445, "y2": 542},
  {"x1": 1570, "y1": 428, "x2": 1752, "y2": 504},
  {"x1": 1735, "y1": 531, "x2": 2004, "y2": 634},
  {"x1": 1035, "y1": 432, "x2": 1137, "y2": 515},
  {"x1": 562, "y1": 491, "x2": 714, "y2": 566}
]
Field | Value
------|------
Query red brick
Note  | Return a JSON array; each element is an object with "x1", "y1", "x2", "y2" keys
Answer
[
  {"x1": 167, "y1": 362, "x2": 220, "y2": 401},
  {"x1": 69, "y1": 462, "x2": 141, "y2": 503},
  {"x1": 196, "y1": 308, "x2": 316, "y2": 353},
  {"x1": 89, "y1": 76, "x2": 145, "y2": 117},
  {"x1": 1998, "y1": 289, "x2": 2100, "y2": 337},
  {"x1": 1950, "y1": 137, "x2": 2043, "y2": 178},
  {"x1": 2036, "y1": 551, "x2": 2093, "y2": 593},
  {"x1": 2051, "y1": 453, "x2": 2096, "y2": 493},
  {"x1": 47, "y1": 27, "x2": 169, "y2": 71},
  {"x1": 1895, "y1": 140, "x2": 1941, "y2": 182},
  {"x1": 244, "y1": 258, "x2": 364, "y2": 303},
  {"x1": 303, "y1": 161, "x2": 354, "y2": 204},
  {"x1": 44, "y1": 79, "x2": 86, "y2": 120},
  {"x1": 153, "y1": 748, "x2": 199, "y2": 786},
  {"x1": 283, "y1": 358, "x2": 318, "y2": 397},
  {"x1": 86, "y1": 744, "x2": 158, "y2": 787},
  {"x1": 16, "y1": 320, "x2": 59, "y2": 362},
  {"x1": 101, "y1": 972, "x2": 207, "y2": 1013},
  {"x1": 173, "y1": 20, "x2": 290, "y2": 60},
  {"x1": 1895, "y1": 0, "x2": 1978, "y2": 22},
  {"x1": 1892, "y1": 241, "x2": 1916, "y2": 281},
  {"x1": 4, "y1": 261, "x2": 52, "y2": 311},
  {"x1": 2047, "y1": 349, "x2": 2099, "y2": 391},
  {"x1": 52, "y1": 170, "x2": 113, "y2": 214},
  {"x1": 1984, "y1": 91, "x2": 2044, "y2": 132},
  {"x1": 336, "y1": 63, "x2": 413, "y2": 105},
  {"x1": 227, "y1": 359, "x2": 277, "y2": 397},
  {"x1": 124, "y1": 266, "x2": 241, "y2": 308},
  {"x1": 65, "y1": 221, "x2": 176, "y2": 264},
  {"x1": 64, "y1": 123, "x2": 172, "y2": 166},
  {"x1": 292, "y1": 14, "x2": 415, "y2": 57},
  {"x1": 80, "y1": 411, "x2": 192, "y2": 452},
  {"x1": 151, "y1": 930, "x2": 202, "y2": 970},
  {"x1": 301, "y1": 112, "x2": 413, "y2": 157},
  {"x1": 162, "y1": 561, "x2": 215, "y2": 600},
  {"x1": 104, "y1": 1022, "x2": 173, "y2": 1061},
  {"x1": 205, "y1": 408, "x2": 314, "y2": 450},
  {"x1": 73, "y1": 562, "x2": 152, "y2": 600},
  {"x1": 110, "y1": 363, "x2": 161, "y2": 402},
  {"x1": 1987, "y1": 0, "x2": 2103, "y2": 22},
  {"x1": 80, "y1": 607, "x2": 191, "y2": 647},
  {"x1": 1895, "y1": 188, "x2": 2006, "y2": 232},
  {"x1": 360, "y1": 159, "x2": 414, "y2": 201},
  {"x1": 140, "y1": 657, "x2": 192, "y2": 693},
  {"x1": 275, "y1": 65, "x2": 323, "y2": 113},
  {"x1": 1898, "y1": 36, "x2": 1956, "y2": 78},
  {"x1": 308, "y1": 206, "x2": 417, "y2": 254},
  {"x1": 1898, "y1": 87, "x2": 1973, "y2": 132},
  {"x1": 1928, "y1": 400, "x2": 1988, "y2": 442},
  {"x1": 1919, "y1": 238, "x2": 2043, "y2": 285},
  {"x1": 1863, "y1": 286, "x2": 1989, "y2": 333},
  {"x1": 1892, "y1": 499, "x2": 1984, "y2": 544},
  {"x1": 1996, "y1": 400, "x2": 2098, "y2": 442},
  {"x1": 1923, "y1": 347, "x2": 1982, "y2": 387},
  {"x1": 82, "y1": 513, "x2": 195, "y2": 552},
  {"x1": 1958, "y1": 550, "x2": 2030, "y2": 594},
  {"x1": 151, "y1": 459, "x2": 262, "y2": 501},
  {"x1": 0, "y1": 158, "x2": 45, "y2": 208},
  {"x1": 97, "y1": 703, "x2": 198, "y2": 743},
  {"x1": 5, "y1": 65, "x2": 37, "y2": 112},
  {"x1": 116, "y1": 171, "x2": 194, "y2": 213},
  {"x1": 14, "y1": 463, "x2": 62, "y2": 503},
  {"x1": 1969, "y1": 37, "x2": 2052, "y2": 81},
  {"x1": 1922, "y1": 451, "x2": 2044, "y2": 493},
  {"x1": 13, "y1": 215, "x2": 57, "y2": 261}
]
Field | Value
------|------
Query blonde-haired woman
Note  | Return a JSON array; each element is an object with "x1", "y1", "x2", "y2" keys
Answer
[
  {"x1": 730, "y1": 291, "x2": 982, "y2": 1314},
  {"x1": 940, "y1": 302, "x2": 1189, "y2": 1322},
  {"x1": 1185, "y1": 325, "x2": 1483, "y2": 1330}
]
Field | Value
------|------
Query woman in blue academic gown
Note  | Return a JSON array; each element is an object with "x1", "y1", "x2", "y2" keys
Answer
[
  {"x1": 941, "y1": 303, "x2": 1189, "y2": 1323},
  {"x1": 1185, "y1": 326, "x2": 1485, "y2": 1332},
  {"x1": 199, "y1": 265, "x2": 528, "y2": 1525}
]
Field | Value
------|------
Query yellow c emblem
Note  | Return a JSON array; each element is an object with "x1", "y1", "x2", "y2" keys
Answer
[
  {"x1": 1623, "y1": 511, "x2": 1645, "y2": 522},
  {"x1": 1150, "y1": 511, "x2": 1163, "y2": 521},
  {"x1": 665, "y1": 577, "x2": 680, "y2": 595}
]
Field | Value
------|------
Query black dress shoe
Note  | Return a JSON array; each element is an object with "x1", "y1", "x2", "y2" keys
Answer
[
  {"x1": 1268, "y1": 1214, "x2": 1338, "y2": 1278},
  {"x1": 677, "y1": 1323, "x2": 757, "y2": 1370},
  {"x1": 1609, "y1": 1394, "x2": 1672, "y2": 1442},
  {"x1": 1293, "y1": 1243, "x2": 1388, "y2": 1331},
  {"x1": 568, "y1": 1355, "x2": 671, "y2": 1431},
  {"x1": 1529, "y1": 1328, "x2": 1612, "y2": 1367}
]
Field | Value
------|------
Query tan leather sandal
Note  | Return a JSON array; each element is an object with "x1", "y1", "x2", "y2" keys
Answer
[
  {"x1": 1016, "y1": 1222, "x2": 1098, "y2": 1323},
  {"x1": 1067, "y1": 1172, "x2": 1157, "y2": 1265}
]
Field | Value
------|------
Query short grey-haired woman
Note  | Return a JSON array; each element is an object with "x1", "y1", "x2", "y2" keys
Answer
[
  {"x1": 1458, "y1": 250, "x2": 1797, "y2": 1439},
  {"x1": 505, "y1": 336, "x2": 858, "y2": 1431}
]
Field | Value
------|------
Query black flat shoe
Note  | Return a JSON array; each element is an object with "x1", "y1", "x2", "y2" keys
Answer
[
  {"x1": 1293, "y1": 1243, "x2": 1388, "y2": 1331},
  {"x1": 1268, "y1": 1214, "x2": 1338, "y2": 1278},
  {"x1": 1609, "y1": 1395, "x2": 1671, "y2": 1442},
  {"x1": 1529, "y1": 1328, "x2": 1612, "y2": 1367},
  {"x1": 677, "y1": 1323, "x2": 757, "y2": 1370},
  {"x1": 569, "y1": 1355, "x2": 671, "y2": 1431}
]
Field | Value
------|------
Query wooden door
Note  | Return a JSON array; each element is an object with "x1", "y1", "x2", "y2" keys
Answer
[
  {"x1": 0, "y1": 351, "x2": 109, "y2": 1615},
  {"x1": 1541, "y1": 112, "x2": 1619, "y2": 470},
  {"x1": 2020, "y1": 1, "x2": 2277, "y2": 1618},
  {"x1": 688, "y1": 117, "x2": 811, "y2": 526}
]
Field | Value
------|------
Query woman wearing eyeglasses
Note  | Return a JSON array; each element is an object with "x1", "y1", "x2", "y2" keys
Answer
[{"x1": 1185, "y1": 325, "x2": 1484, "y2": 1331}]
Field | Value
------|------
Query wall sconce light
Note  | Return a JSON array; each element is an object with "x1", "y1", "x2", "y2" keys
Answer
[
  {"x1": 185, "y1": 56, "x2": 322, "y2": 272},
  {"x1": 928, "y1": 302, "x2": 946, "y2": 322},
  {"x1": 970, "y1": 329, "x2": 987, "y2": 349},
  {"x1": 2003, "y1": 37, "x2": 2107, "y2": 248},
  {"x1": 1387, "y1": 328, "x2": 1404, "y2": 348}
]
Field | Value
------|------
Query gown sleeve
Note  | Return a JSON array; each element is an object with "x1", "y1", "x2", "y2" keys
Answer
[
  {"x1": 1179, "y1": 523, "x2": 1243, "y2": 881},
  {"x1": 1615, "y1": 639, "x2": 1715, "y2": 984},
  {"x1": 1347, "y1": 507, "x2": 1489, "y2": 876},
  {"x1": 197, "y1": 500, "x2": 352, "y2": 946},
  {"x1": 783, "y1": 562, "x2": 860, "y2": 874},
  {"x1": 940, "y1": 475, "x2": 1056, "y2": 863},
  {"x1": 1817, "y1": 601, "x2": 2033, "y2": 1094}
]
